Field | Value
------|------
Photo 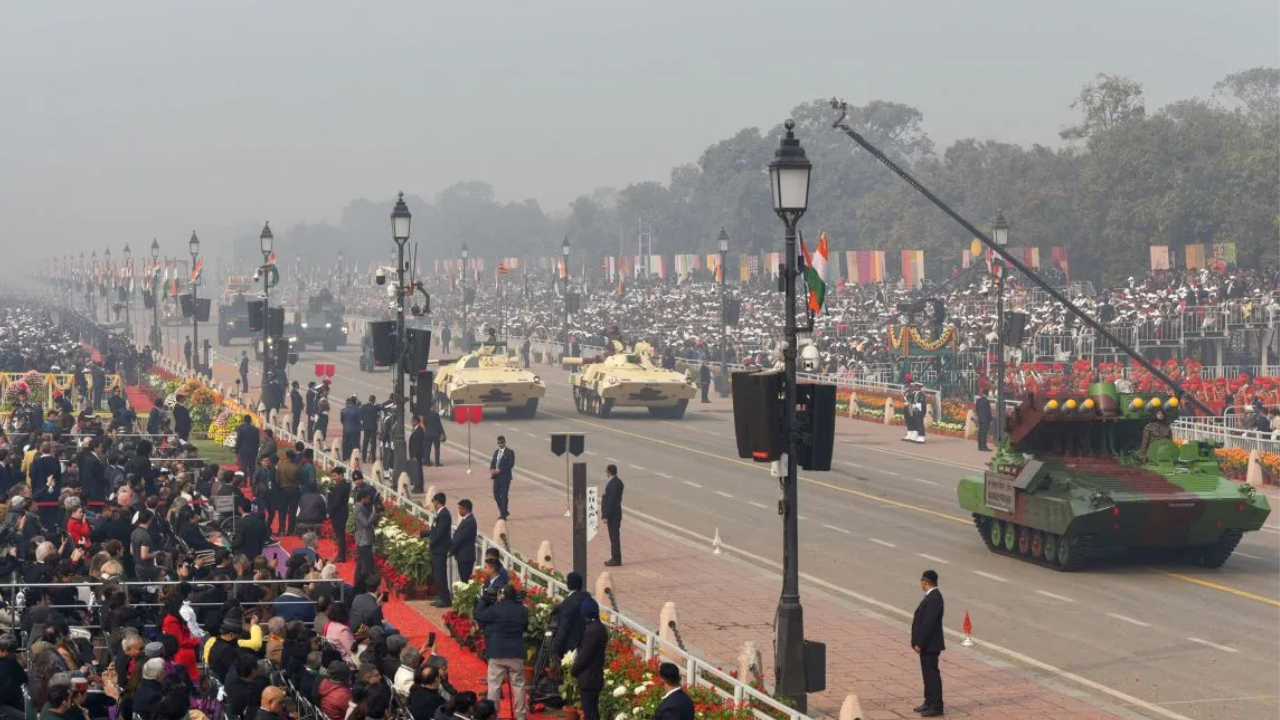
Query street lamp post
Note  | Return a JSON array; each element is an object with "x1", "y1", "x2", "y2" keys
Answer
[
  {"x1": 104, "y1": 248, "x2": 113, "y2": 322},
  {"x1": 561, "y1": 236, "x2": 571, "y2": 358},
  {"x1": 189, "y1": 233, "x2": 201, "y2": 376},
  {"x1": 260, "y1": 222, "x2": 274, "y2": 391},
  {"x1": 718, "y1": 227, "x2": 729, "y2": 367},
  {"x1": 768, "y1": 119, "x2": 813, "y2": 713},
  {"x1": 90, "y1": 250, "x2": 98, "y2": 321},
  {"x1": 390, "y1": 194, "x2": 413, "y2": 479},
  {"x1": 150, "y1": 240, "x2": 162, "y2": 351},
  {"x1": 123, "y1": 244, "x2": 132, "y2": 342},
  {"x1": 992, "y1": 210, "x2": 1009, "y2": 446},
  {"x1": 460, "y1": 243, "x2": 469, "y2": 351}
]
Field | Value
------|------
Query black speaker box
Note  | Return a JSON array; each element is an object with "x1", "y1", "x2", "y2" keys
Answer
[
  {"x1": 405, "y1": 328, "x2": 432, "y2": 373},
  {"x1": 142, "y1": 292, "x2": 154, "y2": 310},
  {"x1": 179, "y1": 294, "x2": 195, "y2": 318},
  {"x1": 370, "y1": 321, "x2": 398, "y2": 366},
  {"x1": 248, "y1": 300, "x2": 265, "y2": 332},
  {"x1": 268, "y1": 307, "x2": 285, "y2": 336},
  {"x1": 731, "y1": 370, "x2": 785, "y2": 461},
  {"x1": 410, "y1": 370, "x2": 435, "y2": 414},
  {"x1": 1003, "y1": 311, "x2": 1028, "y2": 347},
  {"x1": 796, "y1": 382, "x2": 836, "y2": 471},
  {"x1": 196, "y1": 298, "x2": 211, "y2": 323}
]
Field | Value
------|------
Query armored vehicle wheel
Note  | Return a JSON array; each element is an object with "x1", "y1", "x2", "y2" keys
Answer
[
  {"x1": 599, "y1": 398, "x2": 614, "y2": 418},
  {"x1": 507, "y1": 398, "x2": 538, "y2": 419},
  {"x1": 1017, "y1": 526, "x2": 1032, "y2": 556},
  {"x1": 1030, "y1": 530, "x2": 1045, "y2": 559},
  {"x1": 1191, "y1": 529, "x2": 1243, "y2": 568},
  {"x1": 1041, "y1": 533, "x2": 1058, "y2": 563},
  {"x1": 980, "y1": 517, "x2": 1001, "y2": 549},
  {"x1": 1056, "y1": 535, "x2": 1090, "y2": 571},
  {"x1": 1001, "y1": 521, "x2": 1018, "y2": 553}
]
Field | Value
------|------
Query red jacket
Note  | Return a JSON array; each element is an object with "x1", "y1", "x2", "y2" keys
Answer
[
  {"x1": 160, "y1": 613, "x2": 200, "y2": 680},
  {"x1": 319, "y1": 679, "x2": 352, "y2": 720},
  {"x1": 67, "y1": 517, "x2": 91, "y2": 547}
]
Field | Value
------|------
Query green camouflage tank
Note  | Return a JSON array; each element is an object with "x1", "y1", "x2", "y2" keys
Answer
[{"x1": 957, "y1": 381, "x2": 1271, "y2": 571}]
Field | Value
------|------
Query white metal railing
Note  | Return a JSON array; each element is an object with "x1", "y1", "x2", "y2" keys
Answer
[
  {"x1": 261, "y1": 416, "x2": 809, "y2": 720},
  {"x1": 1173, "y1": 419, "x2": 1280, "y2": 454}
]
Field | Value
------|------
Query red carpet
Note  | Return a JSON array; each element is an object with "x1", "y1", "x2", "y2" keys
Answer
[
  {"x1": 275, "y1": 535, "x2": 551, "y2": 719},
  {"x1": 125, "y1": 385, "x2": 156, "y2": 413}
]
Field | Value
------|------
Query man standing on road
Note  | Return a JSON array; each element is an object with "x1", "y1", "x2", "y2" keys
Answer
[
  {"x1": 975, "y1": 384, "x2": 992, "y2": 452},
  {"x1": 424, "y1": 407, "x2": 445, "y2": 467},
  {"x1": 489, "y1": 436, "x2": 515, "y2": 521},
  {"x1": 698, "y1": 362, "x2": 712, "y2": 404},
  {"x1": 602, "y1": 465, "x2": 624, "y2": 567},
  {"x1": 327, "y1": 466, "x2": 352, "y2": 563},
  {"x1": 441, "y1": 324, "x2": 452, "y2": 354},
  {"x1": 239, "y1": 351, "x2": 250, "y2": 392},
  {"x1": 420, "y1": 492, "x2": 452, "y2": 608},
  {"x1": 353, "y1": 486, "x2": 382, "y2": 582},
  {"x1": 184, "y1": 336, "x2": 193, "y2": 368},
  {"x1": 305, "y1": 381, "x2": 318, "y2": 440},
  {"x1": 911, "y1": 569, "x2": 945, "y2": 717},
  {"x1": 340, "y1": 396, "x2": 362, "y2": 461},
  {"x1": 360, "y1": 395, "x2": 380, "y2": 463},
  {"x1": 450, "y1": 498, "x2": 477, "y2": 584},
  {"x1": 408, "y1": 414, "x2": 427, "y2": 494},
  {"x1": 290, "y1": 381, "x2": 304, "y2": 436}
]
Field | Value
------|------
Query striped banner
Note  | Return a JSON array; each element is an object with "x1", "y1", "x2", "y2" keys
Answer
[
  {"x1": 1050, "y1": 246, "x2": 1069, "y2": 280},
  {"x1": 901, "y1": 250, "x2": 925, "y2": 288},
  {"x1": 1185, "y1": 244, "x2": 1207, "y2": 269},
  {"x1": 846, "y1": 250, "x2": 886, "y2": 284}
]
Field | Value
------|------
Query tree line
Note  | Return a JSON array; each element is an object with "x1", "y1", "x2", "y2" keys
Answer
[{"x1": 256, "y1": 68, "x2": 1278, "y2": 287}]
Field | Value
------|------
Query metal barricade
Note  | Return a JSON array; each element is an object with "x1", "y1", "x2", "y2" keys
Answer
[{"x1": 1173, "y1": 419, "x2": 1280, "y2": 454}]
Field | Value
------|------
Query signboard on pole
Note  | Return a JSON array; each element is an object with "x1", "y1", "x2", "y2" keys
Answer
[{"x1": 586, "y1": 486, "x2": 599, "y2": 541}]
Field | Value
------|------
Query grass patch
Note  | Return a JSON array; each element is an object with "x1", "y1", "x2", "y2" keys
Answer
[{"x1": 193, "y1": 439, "x2": 236, "y2": 467}]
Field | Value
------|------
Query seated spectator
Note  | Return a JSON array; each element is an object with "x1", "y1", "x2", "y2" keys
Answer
[
  {"x1": 264, "y1": 616, "x2": 286, "y2": 665},
  {"x1": 131, "y1": 659, "x2": 165, "y2": 719},
  {"x1": 408, "y1": 666, "x2": 445, "y2": 720},
  {"x1": 272, "y1": 580, "x2": 316, "y2": 625},
  {"x1": 322, "y1": 602, "x2": 356, "y2": 660},
  {"x1": 318, "y1": 661, "x2": 353, "y2": 720}
]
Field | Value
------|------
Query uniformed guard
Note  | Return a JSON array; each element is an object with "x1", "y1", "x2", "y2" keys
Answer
[{"x1": 1138, "y1": 409, "x2": 1172, "y2": 458}]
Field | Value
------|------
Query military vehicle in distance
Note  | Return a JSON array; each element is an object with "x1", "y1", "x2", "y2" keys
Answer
[
  {"x1": 217, "y1": 294, "x2": 254, "y2": 346},
  {"x1": 569, "y1": 339, "x2": 698, "y2": 418},
  {"x1": 294, "y1": 289, "x2": 348, "y2": 352},
  {"x1": 434, "y1": 341, "x2": 545, "y2": 418},
  {"x1": 958, "y1": 381, "x2": 1271, "y2": 571}
]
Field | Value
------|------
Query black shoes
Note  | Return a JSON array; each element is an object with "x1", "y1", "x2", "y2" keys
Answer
[
  {"x1": 915, "y1": 706, "x2": 943, "y2": 717},
  {"x1": 603, "y1": 559, "x2": 621, "y2": 567}
]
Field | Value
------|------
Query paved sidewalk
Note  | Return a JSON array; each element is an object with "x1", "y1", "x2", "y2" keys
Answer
[{"x1": 410, "y1": 443, "x2": 1131, "y2": 720}]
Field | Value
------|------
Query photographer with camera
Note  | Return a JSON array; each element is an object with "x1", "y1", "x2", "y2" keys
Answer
[{"x1": 473, "y1": 583, "x2": 529, "y2": 720}]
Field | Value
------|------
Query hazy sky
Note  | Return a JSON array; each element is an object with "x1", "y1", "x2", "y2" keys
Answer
[{"x1": 2, "y1": 0, "x2": 1276, "y2": 265}]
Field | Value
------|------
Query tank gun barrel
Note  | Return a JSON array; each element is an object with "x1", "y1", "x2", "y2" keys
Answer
[{"x1": 829, "y1": 100, "x2": 1210, "y2": 416}]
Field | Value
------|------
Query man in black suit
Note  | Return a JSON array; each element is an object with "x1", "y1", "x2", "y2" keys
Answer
[
  {"x1": 550, "y1": 572, "x2": 588, "y2": 664},
  {"x1": 408, "y1": 414, "x2": 427, "y2": 493},
  {"x1": 172, "y1": 394, "x2": 193, "y2": 442},
  {"x1": 911, "y1": 569, "x2": 946, "y2": 717},
  {"x1": 234, "y1": 415, "x2": 260, "y2": 478},
  {"x1": 231, "y1": 496, "x2": 271, "y2": 559},
  {"x1": 975, "y1": 385, "x2": 992, "y2": 452},
  {"x1": 421, "y1": 492, "x2": 452, "y2": 607},
  {"x1": 239, "y1": 351, "x2": 250, "y2": 392},
  {"x1": 360, "y1": 395, "x2": 380, "y2": 463},
  {"x1": 651, "y1": 662, "x2": 693, "y2": 720},
  {"x1": 326, "y1": 466, "x2": 352, "y2": 562},
  {"x1": 488, "y1": 436, "x2": 514, "y2": 520},
  {"x1": 289, "y1": 381, "x2": 304, "y2": 436},
  {"x1": 571, "y1": 596, "x2": 608, "y2": 720},
  {"x1": 602, "y1": 465, "x2": 624, "y2": 567},
  {"x1": 450, "y1": 498, "x2": 477, "y2": 583}
]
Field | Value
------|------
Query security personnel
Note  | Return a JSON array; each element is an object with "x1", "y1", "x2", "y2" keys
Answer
[{"x1": 1138, "y1": 409, "x2": 1173, "y2": 459}]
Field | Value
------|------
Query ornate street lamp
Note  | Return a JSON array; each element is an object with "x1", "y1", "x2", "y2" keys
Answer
[
  {"x1": 561, "y1": 236, "x2": 571, "y2": 357},
  {"x1": 461, "y1": 242, "x2": 470, "y2": 351},
  {"x1": 389, "y1": 193, "x2": 412, "y2": 478},
  {"x1": 189, "y1": 232, "x2": 201, "y2": 372},
  {"x1": 150, "y1": 239, "x2": 162, "y2": 350},
  {"x1": 767, "y1": 119, "x2": 812, "y2": 713},
  {"x1": 993, "y1": 210, "x2": 1010, "y2": 446}
]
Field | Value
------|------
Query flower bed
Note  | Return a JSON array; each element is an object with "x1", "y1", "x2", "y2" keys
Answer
[
  {"x1": 139, "y1": 367, "x2": 257, "y2": 444},
  {"x1": 1214, "y1": 446, "x2": 1280, "y2": 484}
]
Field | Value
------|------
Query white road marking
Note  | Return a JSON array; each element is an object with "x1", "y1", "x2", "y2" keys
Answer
[
  {"x1": 917, "y1": 553, "x2": 950, "y2": 564},
  {"x1": 748, "y1": 501, "x2": 769, "y2": 509},
  {"x1": 909, "y1": 477, "x2": 940, "y2": 487},
  {"x1": 823, "y1": 524, "x2": 851, "y2": 534},
  {"x1": 714, "y1": 490, "x2": 734, "y2": 498},
  {"x1": 838, "y1": 461, "x2": 863, "y2": 469},
  {"x1": 798, "y1": 515, "x2": 809, "y2": 521},
  {"x1": 1259, "y1": 525, "x2": 1279, "y2": 535},
  {"x1": 1187, "y1": 637, "x2": 1238, "y2": 653},
  {"x1": 706, "y1": 430, "x2": 722, "y2": 436},
  {"x1": 869, "y1": 538, "x2": 896, "y2": 548},
  {"x1": 523, "y1": 432, "x2": 536, "y2": 438},
  {"x1": 585, "y1": 451, "x2": 598, "y2": 457},
  {"x1": 881, "y1": 470, "x2": 901, "y2": 477},
  {"x1": 1232, "y1": 551, "x2": 1263, "y2": 560},
  {"x1": 972, "y1": 570, "x2": 1009, "y2": 583},
  {"x1": 655, "y1": 472, "x2": 672, "y2": 479},
  {"x1": 1106, "y1": 613, "x2": 1150, "y2": 627},
  {"x1": 630, "y1": 465, "x2": 646, "y2": 471},
  {"x1": 683, "y1": 481, "x2": 703, "y2": 488},
  {"x1": 1034, "y1": 590, "x2": 1076, "y2": 603}
]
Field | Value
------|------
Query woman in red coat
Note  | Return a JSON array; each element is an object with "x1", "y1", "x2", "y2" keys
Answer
[
  {"x1": 159, "y1": 592, "x2": 200, "y2": 680},
  {"x1": 66, "y1": 504, "x2": 92, "y2": 548}
]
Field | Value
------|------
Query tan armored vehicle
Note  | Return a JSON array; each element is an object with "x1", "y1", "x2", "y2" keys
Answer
[
  {"x1": 570, "y1": 340, "x2": 697, "y2": 418},
  {"x1": 434, "y1": 342, "x2": 545, "y2": 418}
]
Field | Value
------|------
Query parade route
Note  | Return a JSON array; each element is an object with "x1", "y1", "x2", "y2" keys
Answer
[{"x1": 188, "y1": 327, "x2": 1280, "y2": 720}]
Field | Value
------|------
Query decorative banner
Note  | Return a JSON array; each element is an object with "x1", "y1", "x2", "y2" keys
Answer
[
  {"x1": 1212, "y1": 243, "x2": 1237, "y2": 268},
  {"x1": 1185, "y1": 244, "x2": 1207, "y2": 269},
  {"x1": 846, "y1": 250, "x2": 886, "y2": 284},
  {"x1": 1149, "y1": 245, "x2": 1171, "y2": 271},
  {"x1": 1050, "y1": 246, "x2": 1070, "y2": 281},
  {"x1": 901, "y1": 250, "x2": 925, "y2": 289}
]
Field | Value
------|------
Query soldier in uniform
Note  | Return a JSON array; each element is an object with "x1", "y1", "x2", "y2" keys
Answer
[
  {"x1": 1138, "y1": 409, "x2": 1173, "y2": 459},
  {"x1": 902, "y1": 374, "x2": 917, "y2": 443},
  {"x1": 903, "y1": 379, "x2": 927, "y2": 444}
]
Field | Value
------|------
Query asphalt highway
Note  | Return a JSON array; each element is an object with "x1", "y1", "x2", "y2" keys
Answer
[{"x1": 209, "y1": 331, "x2": 1279, "y2": 720}]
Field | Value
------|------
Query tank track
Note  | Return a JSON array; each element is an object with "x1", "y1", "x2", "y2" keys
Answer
[
  {"x1": 1187, "y1": 529, "x2": 1244, "y2": 568},
  {"x1": 973, "y1": 515, "x2": 1094, "y2": 572}
]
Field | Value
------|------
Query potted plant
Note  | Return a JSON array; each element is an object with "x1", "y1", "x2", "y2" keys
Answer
[{"x1": 558, "y1": 650, "x2": 581, "y2": 720}]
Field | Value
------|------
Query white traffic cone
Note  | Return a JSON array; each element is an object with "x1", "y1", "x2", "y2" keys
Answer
[
  {"x1": 712, "y1": 528, "x2": 723, "y2": 555},
  {"x1": 839, "y1": 694, "x2": 864, "y2": 720}
]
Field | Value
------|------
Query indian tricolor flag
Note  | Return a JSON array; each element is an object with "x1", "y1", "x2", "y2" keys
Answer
[{"x1": 800, "y1": 231, "x2": 829, "y2": 314}]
